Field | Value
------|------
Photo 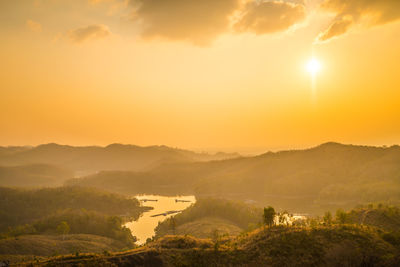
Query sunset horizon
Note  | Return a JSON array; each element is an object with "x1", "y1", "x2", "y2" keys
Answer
[
  {"x1": 1, "y1": 0, "x2": 400, "y2": 265},
  {"x1": 1, "y1": 0, "x2": 400, "y2": 151}
]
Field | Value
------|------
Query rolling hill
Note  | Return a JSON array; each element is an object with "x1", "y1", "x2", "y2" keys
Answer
[
  {"x1": 0, "y1": 186, "x2": 150, "y2": 232},
  {"x1": 0, "y1": 164, "x2": 73, "y2": 187},
  {"x1": 23, "y1": 225, "x2": 399, "y2": 266},
  {"x1": 67, "y1": 142, "x2": 400, "y2": 214},
  {"x1": 0, "y1": 143, "x2": 239, "y2": 176}
]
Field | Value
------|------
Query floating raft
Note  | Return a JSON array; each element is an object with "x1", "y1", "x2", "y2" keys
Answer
[
  {"x1": 175, "y1": 199, "x2": 192, "y2": 203},
  {"x1": 150, "y1": 210, "x2": 183, "y2": 217},
  {"x1": 140, "y1": 199, "x2": 158, "y2": 202}
]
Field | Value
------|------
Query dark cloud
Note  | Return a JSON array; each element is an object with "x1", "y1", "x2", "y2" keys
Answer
[
  {"x1": 129, "y1": 0, "x2": 307, "y2": 45},
  {"x1": 234, "y1": 0, "x2": 306, "y2": 34},
  {"x1": 68, "y1": 24, "x2": 111, "y2": 43},
  {"x1": 129, "y1": 0, "x2": 239, "y2": 45},
  {"x1": 317, "y1": 0, "x2": 400, "y2": 42}
]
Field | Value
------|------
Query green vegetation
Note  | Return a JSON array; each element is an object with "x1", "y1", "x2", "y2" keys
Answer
[
  {"x1": 27, "y1": 225, "x2": 399, "y2": 266},
  {"x1": 160, "y1": 217, "x2": 243, "y2": 239},
  {"x1": 263, "y1": 206, "x2": 276, "y2": 227},
  {"x1": 329, "y1": 204, "x2": 400, "y2": 249},
  {"x1": 0, "y1": 186, "x2": 149, "y2": 232},
  {"x1": 345, "y1": 204, "x2": 400, "y2": 231},
  {"x1": 2, "y1": 209, "x2": 136, "y2": 247},
  {"x1": 155, "y1": 198, "x2": 263, "y2": 238},
  {"x1": 0, "y1": 186, "x2": 152, "y2": 258},
  {"x1": 3, "y1": 202, "x2": 400, "y2": 265},
  {"x1": 2, "y1": 143, "x2": 400, "y2": 265},
  {"x1": 0, "y1": 234, "x2": 129, "y2": 258}
]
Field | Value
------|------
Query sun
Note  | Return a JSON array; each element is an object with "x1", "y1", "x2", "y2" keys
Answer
[{"x1": 306, "y1": 58, "x2": 321, "y2": 75}]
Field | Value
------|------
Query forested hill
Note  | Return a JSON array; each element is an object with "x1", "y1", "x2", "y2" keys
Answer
[
  {"x1": 26, "y1": 225, "x2": 400, "y2": 266},
  {"x1": 0, "y1": 143, "x2": 239, "y2": 174},
  {"x1": 67, "y1": 142, "x2": 400, "y2": 213},
  {"x1": 0, "y1": 186, "x2": 150, "y2": 232}
]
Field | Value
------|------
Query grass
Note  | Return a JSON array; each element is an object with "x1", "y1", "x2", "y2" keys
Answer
[
  {"x1": 19, "y1": 224, "x2": 399, "y2": 266},
  {"x1": 0, "y1": 234, "x2": 128, "y2": 257},
  {"x1": 158, "y1": 217, "x2": 243, "y2": 238}
]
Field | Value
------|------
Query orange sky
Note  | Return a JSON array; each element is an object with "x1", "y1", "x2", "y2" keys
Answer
[{"x1": 1, "y1": 0, "x2": 400, "y2": 153}]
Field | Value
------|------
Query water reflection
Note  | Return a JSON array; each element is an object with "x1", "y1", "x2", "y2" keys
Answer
[{"x1": 125, "y1": 195, "x2": 196, "y2": 244}]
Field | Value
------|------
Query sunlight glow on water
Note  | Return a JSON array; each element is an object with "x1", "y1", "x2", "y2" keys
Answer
[{"x1": 125, "y1": 195, "x2": 196, "y2": 244}]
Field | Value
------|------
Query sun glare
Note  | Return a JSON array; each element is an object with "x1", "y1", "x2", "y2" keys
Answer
[{"x1": 306, "y1": 58, "x2": 321, "y2": 75}]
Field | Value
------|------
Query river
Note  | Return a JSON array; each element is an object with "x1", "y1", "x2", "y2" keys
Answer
[{"x1": 125, "y1": 195, "x2": 196, "y2": 244}]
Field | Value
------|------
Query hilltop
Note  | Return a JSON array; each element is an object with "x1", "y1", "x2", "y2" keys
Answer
[
  {"x1": 24, "y1": 225, "x2": 399, "y2": 266},
  {"x1": 0, "y1": 186, "x2": 150, "y2": 232},
  {"x1": 154, "y1": 198, "x2": 263, "y2": 239},
  {"x1": 0, "y1": 143, "x2": 240, "y2": 176},
  {"x1": 67, "y1": 142, "x2": 400, "y2": 213},
  {"x1": 0, "y1": 186, "x2": 152, "y2": 261}
]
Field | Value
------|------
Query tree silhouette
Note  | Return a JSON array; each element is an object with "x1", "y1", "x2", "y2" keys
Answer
[
  {"x1": 263, "y1": 206, "x2": 276, "y2": 227},
  {"x1": 323, "y1": 211, "x2": 332, "y2": 225},
  {"x1": 335, "y1": 209, "x2": 347, "y2": 224},
  {"x1": 169, "y1": 217, "x2": 176, "y2": 235}
]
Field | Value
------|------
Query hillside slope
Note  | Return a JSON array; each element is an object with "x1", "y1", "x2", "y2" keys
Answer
[
  {"x1": 68, "y1": 143, "x2": 400, "y2": 213},
  {"x1": 154, "y1": 198, "x2": 262, "y2": 239},
  {"x1": 28, "y1": 225, "x2": 399, "y2": 266},
  {"x1": 0, "y1": 186, "x2": 149, "y2": 232},
  {"x1": 0, "y1": 164, "x2": 72, "y2": 187},
  {"x1": 0, "y1": 143, "x2": 239, "y2": 175},
  {"x1": 0, "y1": 234, "x2": 128, "y2": 257}
]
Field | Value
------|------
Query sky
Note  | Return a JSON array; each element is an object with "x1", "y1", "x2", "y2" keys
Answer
[{"x1": 1, "y1": 0, "x2": 400, "y2": 153}]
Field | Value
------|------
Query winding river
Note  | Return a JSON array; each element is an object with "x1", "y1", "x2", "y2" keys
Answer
[{"x1": 125, "y1": 195, "x2": 196, "y2": 244}]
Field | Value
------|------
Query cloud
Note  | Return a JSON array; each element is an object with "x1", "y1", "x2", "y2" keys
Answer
[
  {"x1": 234, "y1": 0, "x2": 306, "y2": 34},
  {"x1": 317, "y1": 0, "x2": 400, "y2": 42},
  {"x1": 68, "y1": 24, "x2": 111, "y2": 43},
  {"x1": 129, "y1": 0, "x2": 239, "y2": 45},
  {"x1": 26, "y1": 19, "x2": 42, "y2": 33},
  {"x1": 128, "y1": 0, "x2": 307, "y2": 45},
  {"x1": 317, "y1": 16, "x2": 353, "y2": 42}
]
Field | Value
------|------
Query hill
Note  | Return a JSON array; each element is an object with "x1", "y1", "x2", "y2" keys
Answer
[
  {"x1": 0, "y1": 234, "x2": 128, "y2": 257},
  {"x1": 2, "y1": 209, "x2": 137, "y2": 248},
  {"x1": 0, "y1": 164, "x2": 73, "y2": 187},
  {"x1": 341, "y1": 204, "x2": 400, "y2": 232},
  {"x1": 0, "y1": 186, "x2": 150, "y2": 232},
  {"x1": 67, "y1": 143, "x2": 400, "y2": 214},
  {"x1": 0, "y1": 143, "x2": 239, "y2": 176},
  {"x1": 154, "y1": 198, "x2": 262, "y2": 239},
  {"x1": 25, "y1": 225, "x2": 399, "y2": 266}
]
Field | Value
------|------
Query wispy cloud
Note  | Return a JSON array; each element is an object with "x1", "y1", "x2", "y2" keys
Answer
[
  {"x1": 129, "y1": 0, "x2": 239, "y2": 45},
  {"x1": 317, "y1": 0, "x2": 400, "y2": 42},
  {"x1": 128, "y1": 0, "x2": 307, "y2": 45},
  {"x1": 26, "y1": 19, "x2": 42, "y2": 33},
  {"x1": 68, "y1": 24, "x2": 111, "y2": 43},
  {"x1": 234, "y1": 0, "x2": 306, "y2": 35}
]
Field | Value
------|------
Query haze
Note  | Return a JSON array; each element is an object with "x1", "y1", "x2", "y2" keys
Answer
[
  {"x1": 2, "y1": 1, "x2": 400, "y2": 265},
  {"x1": 1, "y1": 0, "x2": 400, "y2": 152}
]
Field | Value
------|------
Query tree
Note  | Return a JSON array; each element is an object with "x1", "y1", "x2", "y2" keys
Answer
[
  {"x1": 323, "y1": 211, "x2": 332, "y2": 225},
  {"x1": 335, "y1": 209, "x2": 347, "y2": 224},
  {"x1": 211, "y1": 229, "x2": 220, "y2": 252},
  {"x1": 263, "y1": 206, "x2": 276, "y2": 227},
  {"x1": 56, "y1": 221, "x2": 70, "y2": 240},
  {"x1": 169, "y1": 217, "x2": 176, "y2": 235}
]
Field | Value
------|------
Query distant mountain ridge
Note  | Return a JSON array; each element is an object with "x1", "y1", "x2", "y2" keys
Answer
[
  {"x1": 0, "y1": 143, "x2": 240, "y2": 174},
  {"x1": 67, "y1": 142, "x2": 400, "y2": 214},
  {"x1": 0, "y1": 164, "x2": 72, "y2": 187}
]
